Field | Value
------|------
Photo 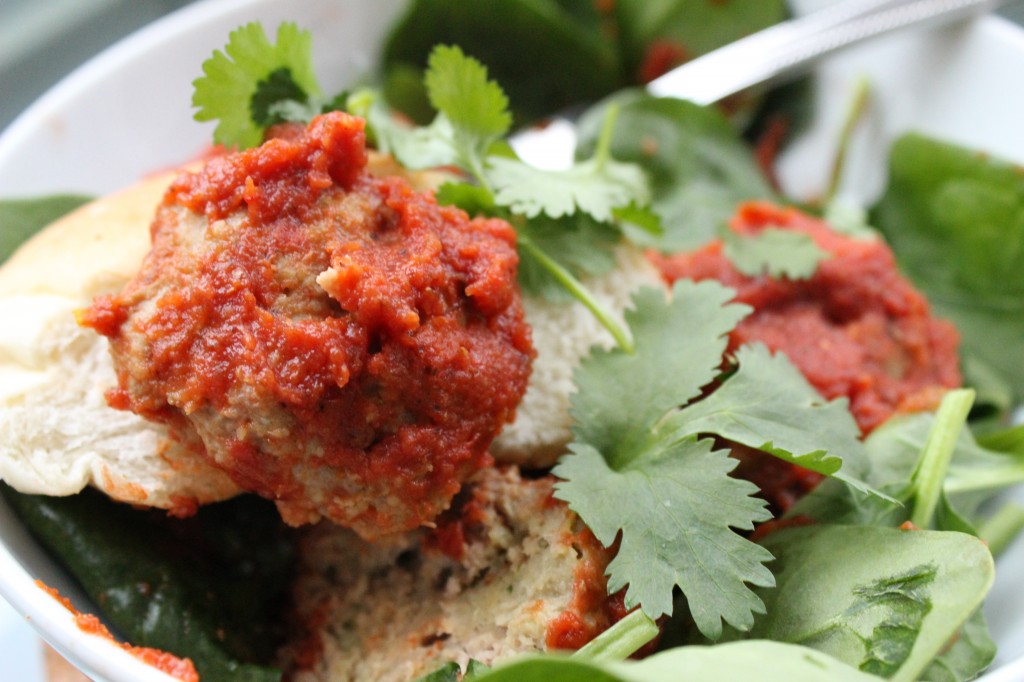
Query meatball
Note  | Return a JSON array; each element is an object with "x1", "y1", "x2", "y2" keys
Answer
[
  {"x1": 650, "y1": 201, "x2": 962, "y2": 512},
  {"x1": 83, "y1": 112, "x2": 533, "y2": 538},
  {"x1": 652, "y1": 201, "x2": 961, "y2": 435},
  {"x1": 279, "y1": 466, "x2": 619, "y2": 682}
]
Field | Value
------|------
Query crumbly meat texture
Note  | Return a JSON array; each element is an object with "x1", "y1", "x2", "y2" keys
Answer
[
  {"x1": 278, "y1": 466, "x2": 617, "y2": 682},
  {"x1": 651, "y1": 201, "x2": 962, "y2": 512},
  {"x1": 82, "y1": 113, "x2": 533, "y2": 538}
]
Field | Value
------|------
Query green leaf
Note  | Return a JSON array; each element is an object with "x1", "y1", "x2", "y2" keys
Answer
[
  {"x1": 554, "y1": 280, "x2": 773, "y2": 636},
  {"x1": 791, "y1": 399, "x2": 1024, "y2": 536},
  {"x1": 193, "y1": 22, "x2": 321, "y2": 149},
  {"x1": 424, "y1": 45, "x2": 510, "y2": 178},
  {"x1": 574, "y1": 93, "x2": 774, "y2": 251},
  {"x1": 464, "y1": 641, "x2": 880, "y2": 681},
  {"x1": 555, "y1": 438, "x2": 774, "y2": 635},
  {"x1": 2, "y1": 487, "x2": 291, "y2": 682},
  {"x1": 555, "y1": 279, "x2": 893, "y2": 637},
  {"x1": 721, "y1": 226, "x2": 829, "y2": 280},
  {"x1": 749, "y1": 525, "x2": 994, "y2": 682},
  {"x1": 567, "y1": 280, "x2": 750, "y2": 459},
  {"x1": 870, "y1": 133, "x2": 1024, "y2": 405},
  {"x1": 425, "y1": 44, "x2": 511, "y2": 141},
  {"x1": 920, "y1": 608, "x2": 997, "y2": 682},
  {"x1": 674, "y1": 344, "x2": 876, "y2": 495},
  {"x1": 380, "y1": 0, "x2": 620, "y2": 125},
  {"x1": 0, "y1": 195, "x2": 93, "y2": 264},
  {"x1": 413, "y1": 662, "x2": 462, "y2": 682},
  {"x1": 489, "y1": 155, "x2": 649, "y2": 222},
  {"x1": 516, "y1": 213, "x2": 621, "y2": 302}
]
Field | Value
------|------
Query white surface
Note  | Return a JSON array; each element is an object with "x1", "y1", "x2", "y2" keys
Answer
[
  {"x1": 0, "y1": 596, "x2": 44, "y2": 681},
  {"x1": 1, "y1": 0, "x2": 1024, "y2": 680}
]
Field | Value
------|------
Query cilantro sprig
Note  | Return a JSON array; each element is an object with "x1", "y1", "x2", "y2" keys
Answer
[
  {"x1": 193, "y1": 22, "x2": 324, "y2": 148},
  {"x1": 553, "y1": 279, "x2": 886, "y2": 639},
  {"x1": 357, "y1": 44, "x2": 656, "y2": 351}
]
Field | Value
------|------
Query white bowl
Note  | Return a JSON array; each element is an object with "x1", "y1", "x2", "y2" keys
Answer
[{"x1": 1, "y1": 0, "x2": 1023, "y2": 680}]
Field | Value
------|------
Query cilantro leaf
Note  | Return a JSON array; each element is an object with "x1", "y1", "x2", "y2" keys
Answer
[
  {"x1": 424, "y1": 44, "x2": 511, "y2": 177},
  {"x1": 489, "y1": 156, "x2": 649, "y2": 222},
  {"x1": 425, "y1": 44, "x2": 511, "y2": 141},
  {"x1": 556, "y1": 438, "x2": 774, "y2": 637},
  {"x1": 566, "y1": 280, "x2": 750, "y2": 458},
  {"x1": 554, "y1": 280, "x2": 775, "y2": 636},
  {"x1": 720, "y1": 227, "x2": 828, "y2": 280},
  {"x1": 675, "y1": 344, "x2": 876, "y2": 493},
  {"x1": 193, "y1": 22, "x2": 321, "y2": 148},
  {"x1": 554, "y1": 279, "x2": 893, "y2": 638},
  {"x1": 516, "y1": 213, "x2": 620, "y2": 302}
]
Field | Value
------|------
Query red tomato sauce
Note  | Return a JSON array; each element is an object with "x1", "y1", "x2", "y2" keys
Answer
[
  {"x1": 651, "y1": 201, "x2": 962, "y2": 511},
  {"x1": 82, "y1": 112, "x2": 533, "y2": 538},
  {"x1": 37, "y1": 581, "x2": 199, "y2": 682}
]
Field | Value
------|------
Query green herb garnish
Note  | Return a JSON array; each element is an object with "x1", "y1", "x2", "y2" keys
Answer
[
  {"x1": 192, "y1": 22, "x2": 322, "y2": 148},
  {"x1": 553, "y1": 279, "x2": 884, "y2": 639}
]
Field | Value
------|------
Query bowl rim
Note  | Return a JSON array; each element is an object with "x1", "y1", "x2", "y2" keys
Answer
[{"x1": 2, "y1": 1, "x2": 1024, "y2": 681}]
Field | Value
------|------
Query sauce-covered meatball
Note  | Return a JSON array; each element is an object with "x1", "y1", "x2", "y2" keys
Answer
[
  {"x1": 83, "y1": 112, "x2": 533, "y2": 538},
  {"x1": 651, "y1": 201, "x2": 961, "y2": 513}
]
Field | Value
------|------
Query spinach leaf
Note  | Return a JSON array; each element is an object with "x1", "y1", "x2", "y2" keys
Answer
[
  {"x1": 380, "y1": 0, "x2": 620, "y2": 125},
  {"x1": 0, "y1": 195, "x2": 92, "y2": 264},
  {"x1": 2, "y1": 486, "x2": 293, "y2": 682},
  {"x1": 610, "y1": 0, "x2": 788, "y2": 84},
  {"x1": 921, "y1": 608, "x2": 997, "y2": 682},
  {"x1": 748, "y1": 525, "x2": 995, "y2": 682},
  {"x1": 453, "y1": 640, "x2": 878, "y2": 681},
  {"x1": 870, "y1": 133, "x2": 1024, "y2": 405},
  {"x1": 574, "y1": 92, "x2": 774, "y2": 252}
]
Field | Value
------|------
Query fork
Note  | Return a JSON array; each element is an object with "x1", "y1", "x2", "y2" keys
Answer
[{"x1": 510, "y1": 0, "x2": 1012, "y2": 170}]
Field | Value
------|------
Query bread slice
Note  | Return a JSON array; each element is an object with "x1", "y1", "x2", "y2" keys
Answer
[{"x1": 0, "y1": 170, "x2": 241, "y2": 513}]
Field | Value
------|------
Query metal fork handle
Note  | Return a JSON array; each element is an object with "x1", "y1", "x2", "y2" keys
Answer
[
  {"x1": 510, "y1": 0, "x2": 1009, "y2": 169},
  {"x1": 648, "y1": 0, "x2": 1009, "y2": 104}
]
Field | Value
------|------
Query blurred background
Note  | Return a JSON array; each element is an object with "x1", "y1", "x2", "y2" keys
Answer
[
  {"x1": 1, "y1": 0, "x2": 1023, "y2": 134},
  {"x1": 0, "y1": 0, "x2": 197, "y2": 132}
]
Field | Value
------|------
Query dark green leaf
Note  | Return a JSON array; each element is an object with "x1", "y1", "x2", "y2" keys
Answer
[
  {"x1": 610, "y1": 0, "x2": 788, "y2": 86},
  {"x1": 0, "y1": 195, "x2": 92, "y2": 264},
  {"x1": 380, "y1": 0, "x2": 620, "y2": 125},
  {"x1": 2, "y1": 486, "x2": 292, "y2": 682},
  {"x1": 413, "y1": 661, "x2": 462, "y2": 682},
  {"x1": 870, "y1": 133, "x2": 1024, "y2": 405}
]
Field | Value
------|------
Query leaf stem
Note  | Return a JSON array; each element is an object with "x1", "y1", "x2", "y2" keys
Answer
[
  {"x1": 825, "y1": 76, "x2": 871, "y2": 204},
  {"x1": 517, "y1": 233, "x2": 635, "y2": 353},
  {"x1": 572, "y1": 610, "x2": 659, "y2": 663},
  {"x1": 978, "y1": 502, "x2": 1024, "y2": 557},
  {"x1": 593, "y1": 102, "x2": 621, "y2": 172},
  {"x1": 910, "y1": 388, "x2": 976, "y2": 529}
]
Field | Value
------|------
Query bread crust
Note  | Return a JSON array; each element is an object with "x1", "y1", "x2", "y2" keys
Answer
[{"x1": 0, "y1": 167, "x2": 241, "y2": 512}]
